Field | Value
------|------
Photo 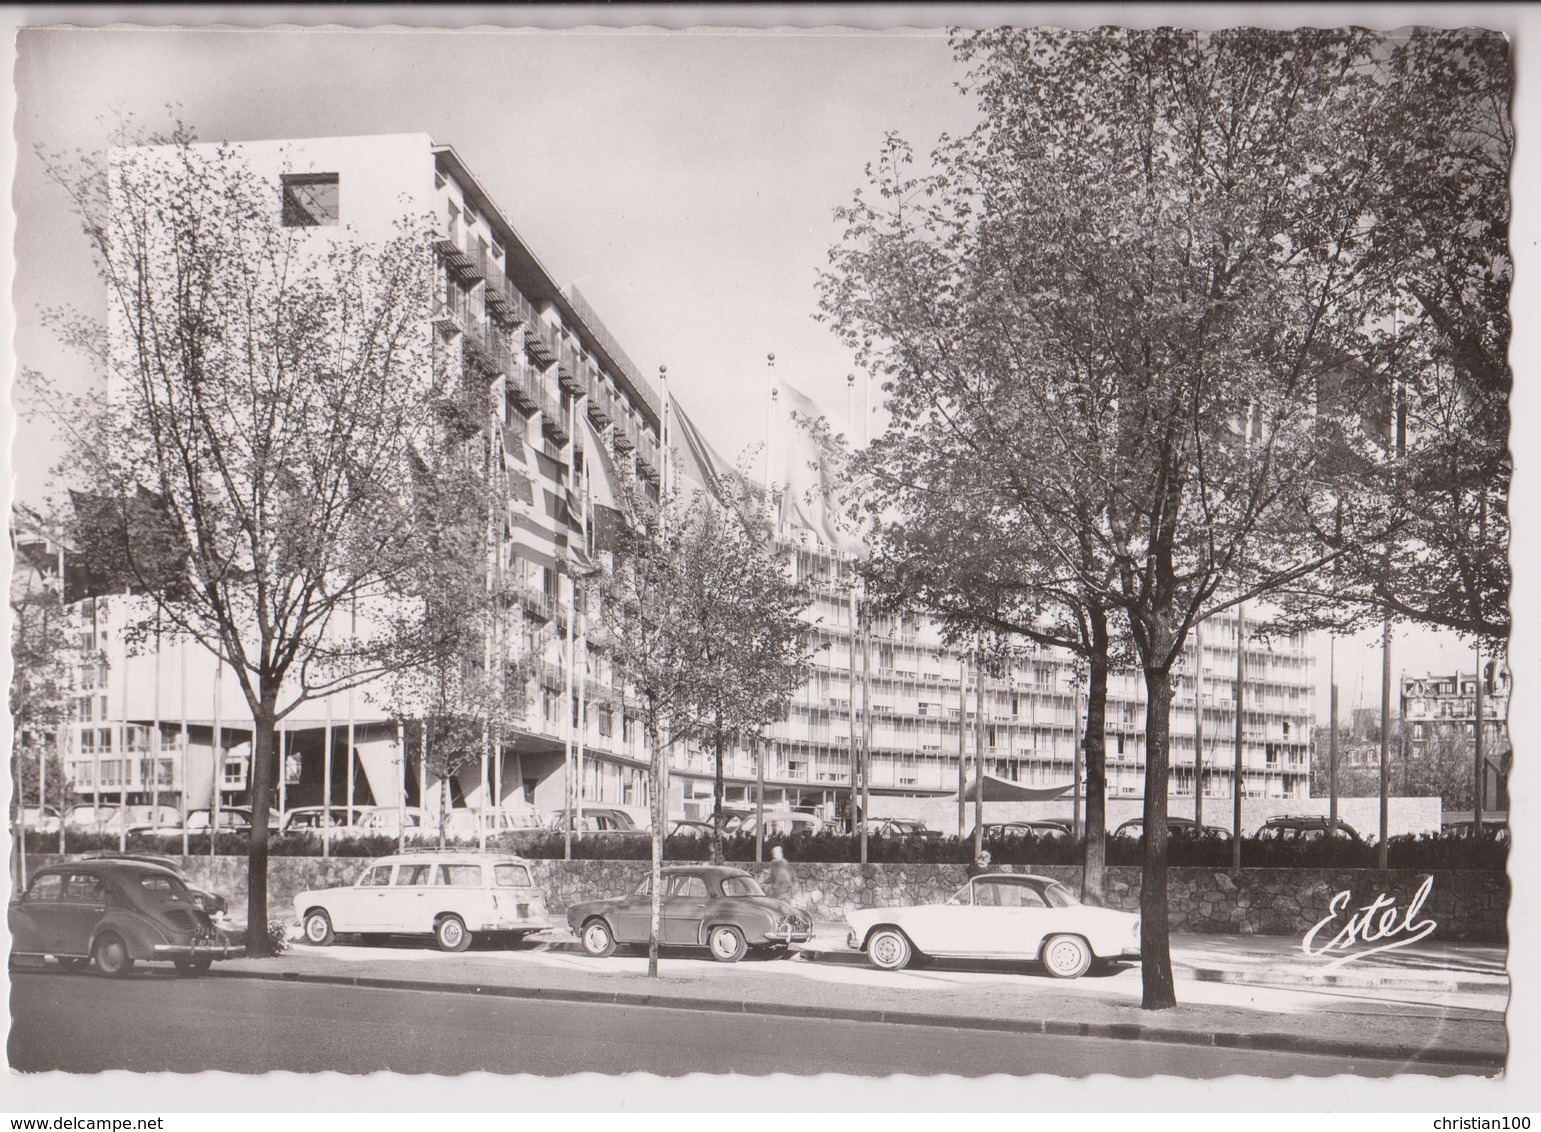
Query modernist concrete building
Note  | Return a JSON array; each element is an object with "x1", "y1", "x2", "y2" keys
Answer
[{"x1": 43, "y1": 134, "x2": 1318, "y2": 830}]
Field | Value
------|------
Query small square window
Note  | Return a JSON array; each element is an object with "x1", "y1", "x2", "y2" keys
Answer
[{"x1": 281, "y1": 173, "x2": 340, "y2": 227}]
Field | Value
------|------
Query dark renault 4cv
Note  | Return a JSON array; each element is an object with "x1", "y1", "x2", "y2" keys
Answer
[
  {"x1": 567, "y1": 864, "x2": 813, "y2": 962},
  {"x1": 9, "y1": 860, "x2": 243, "y2": 976}
]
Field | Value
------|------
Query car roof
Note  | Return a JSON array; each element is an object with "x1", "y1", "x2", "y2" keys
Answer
[
  {"x1": 32, "y1": 859, "x2": 180, "y2": 878},
  {"x1": 660, "y1": 864, "x2": 753, "y2": 878},
  {"x1": 967, "y1": 874, "x2": 1066, "y2": 887},
  {"x1": 383, "y1": 852, "x2": 532, "y2": 865}
]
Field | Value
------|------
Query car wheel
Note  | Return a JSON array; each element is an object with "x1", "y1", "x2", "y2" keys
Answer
[
  {"x1": 92, "y1": 933, "x2": 134, "y2": 978},
  {"x1": 173, "y1": 956, "x2": 213, "y2": 977},
  {"x1": 56, "y1": 956, "x2": 89, "y2": 973},
  {"x1": 580, "y1": 918, "x2": 617, "y2": 958},
  {"x1": 434, "y1": 914, "x2": 472, "y2": 953},
  {"x1": 1042, "y1": 934, "x2": 1093, "y2": 979},
  {"x1": 302, "y1": 909, "x2": 335, "y2": 947},
  {"x1": 707, "y1": 925, "x2": 748, "y2": 963},
  {"x1": 866, "y1": 927, "x2": 913, "y2": 971}
]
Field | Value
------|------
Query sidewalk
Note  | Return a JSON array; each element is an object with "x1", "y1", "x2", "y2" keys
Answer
[{"x1": 209, "y1": 923, "x2": 1508, "y2": 1072}]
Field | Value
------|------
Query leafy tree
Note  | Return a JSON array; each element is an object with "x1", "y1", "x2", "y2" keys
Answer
[
  {"x1": 588, "y1": 482, "x2": 811, "y2": 974},
  {"x1": 10, "y1": 517, "x2": 76, "y2": 807},
  {"x1": 30, "y1": 122, "x2": 477, "y2": 953},
  {"x1": 824, "y1": 28, "x2": 1411, "y2": 1009},
  {"x1": 1284, "y1": 31, "x2": 1512, "y2": 646},
  {"x1": 676, "y1": 498, "x2": 813, "y2": 864},
  {"x1": 817, "y1": 194, "x2": 1128, "y2": 903}
]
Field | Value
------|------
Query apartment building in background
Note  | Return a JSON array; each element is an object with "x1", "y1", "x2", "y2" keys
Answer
[
  {"x1": 1401, "y1": 667, "x2": 1511, "y2": 814},
  {"x1": 34, "y1": 134, "x2": 1318, "y2": 829}
]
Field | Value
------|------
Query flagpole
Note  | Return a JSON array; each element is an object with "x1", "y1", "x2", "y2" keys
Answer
[
  {"x1": 180, "y1": 637, "x2": 189, "y2": 857},
  {"x1": 323, "y1": 697, "x2": 333, "y2": 860},
  {"x1": 347, "y1": 597, "x2": 357, "y2": 831},
  {"x1": 152, "y1": 608, "x2": 162, "y2": 833},
  {"x1": 119, "y1": 596, "x2": 129, "y2": 853},
  {"x1": 211, "y1": 640, "x2": 222, "y2": 867}
]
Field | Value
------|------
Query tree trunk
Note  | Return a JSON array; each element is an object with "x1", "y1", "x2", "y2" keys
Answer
[
  {"x1": 1139, "y1": 662, "x2": 1177, "y2": 1010},
  {"x1": 712, "y1": 720, "x2": 725, "y2": 866},
  {"x1": 647, "y1": 719, "x2": 664, "y2": 979},
  {"x1": 1081, "y1": 614, "x2": 1111, "y2": 905},
  {"x1": 244, "y1": 689, "x2": 279, "y2": 957}
]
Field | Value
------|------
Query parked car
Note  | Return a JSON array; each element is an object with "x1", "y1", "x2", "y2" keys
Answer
[
  {"x1": 121, "y1": 804, "x2": 183, "y2": 833},
  {"x1": 1113, "y1": 817, "x2": 1232, "y2": 841},
  {"x1": 1253, "y1": 815, "x2": 1363, "y2": 843},
  {"x1": 865, "y1": 817, "x2": 941, "y2": 840},
  {"x1": 9, "y1": 859, "x2": 243, "y2": 976},
  {"x1": 567, "y1": 864, "x2": 813, "y2": 962},
  {"x1": 62, "y1": 804, "x2": 123, "y2": 834},
  {"x1": 279, "y1": 806, "x2": 374, "y2": 836},
  {"x1": 669, "y1": 819, "x2": 721, "y2": 839},
  {"x1": 846, "y1": 872, "x2": 1141, "y2": 978},
  {"x1": 181, "y1": 808, "x2": 253, "y2": 834},
  {"x1": 1443, "y1": 818, "x2": 1509, "y2": 841},
  {"x1": 79, "y1": 852, "x2": 230, "y2": 917},
  {"x1": 971, "y1": 820, "x2": 1074, "y2": 841},
  {"x1": 355, "y1": 807, "x2": 429, "y2": 837},
  {"x1": 17, "y1": 805, "x2": 62, "y2": 834},
  {"x1": 292, "y1": 850, "x2": 552, "y2": 952},
  {"x1": 440, "y1": 806, "x2": 545, "y2": 841},
  {"x1": 735, "y1": 811, "x2": 824, "y2": 838}
]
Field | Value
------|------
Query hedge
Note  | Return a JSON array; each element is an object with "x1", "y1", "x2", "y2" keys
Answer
[{"x1": 17, "y1": 827, "x2": 1508, "y2": 869}]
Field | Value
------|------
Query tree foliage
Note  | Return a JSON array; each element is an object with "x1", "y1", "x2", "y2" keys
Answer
[
  {"x1": 820, "y1": 27, "x2": 1486, "y2": 1010},
  {"x1": 30, "y1": 121, "x2": 479, "y2": 951},
  {"x1": 589, "y1": 479, "x2": 812, "y2": 973}
]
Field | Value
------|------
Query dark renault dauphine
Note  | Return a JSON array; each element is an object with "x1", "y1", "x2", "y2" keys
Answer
[
  {"x1": 9, "y1": 859, "x2": 243, "y2": 976},
  {"x1": 567, "y1": 864, "x2": 812, "y2": 962}
]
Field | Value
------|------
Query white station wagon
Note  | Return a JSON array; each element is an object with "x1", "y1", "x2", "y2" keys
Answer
[
  {"x1": 293, "y1": 851, "x2": 552, "y2": 953},
  {"x1": 846, "y1": 872, "x2": 1141, "y2": 978}
]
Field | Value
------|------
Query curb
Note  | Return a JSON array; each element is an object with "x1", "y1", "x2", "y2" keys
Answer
[
  {"x1": 1182, "y1": 968, "x2": 1507, "y2": 995},
  {"x1": 207, "y1": 963, "x2": 1505, "y2": 1071}
]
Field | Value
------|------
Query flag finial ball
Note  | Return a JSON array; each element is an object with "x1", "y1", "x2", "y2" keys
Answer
[{"x1": 767, "y1": 352, "x2": 776, "y2": 365}]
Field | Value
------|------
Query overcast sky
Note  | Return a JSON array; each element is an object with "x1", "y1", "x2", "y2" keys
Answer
[{"x1": 6, "y1": 20, "x2": 1511, "y2": 721}]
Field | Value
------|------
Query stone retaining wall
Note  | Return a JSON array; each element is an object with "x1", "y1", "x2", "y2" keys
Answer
[{"x1": 18, "y1": 855, "x2": 1507, "y2": 941}]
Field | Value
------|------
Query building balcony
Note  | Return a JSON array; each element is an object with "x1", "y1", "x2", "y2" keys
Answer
[
  {"x1": 635, "y1": 436, "x2": 660, "y2": 482},
  {"x1": 556, "y1": 344, "x2": 587, "y2": 396},
  {"x1": 507, "y1": 365, "x2": 542, "y2": 414},
  {"x1": 611, "y1": 415, "x2": 636, "y2": 452},
  {"x1": 524, "y1": 319, "x2": 560, "y2": 367},
  {"x1": 433, "y1": 232, "x2": 478, "y2": 278},
  {"x1": 541, "y1": 397, "x2": 571, "y2": 446},
  {"x1": 482, "y1": 271, "x2": 519, "y2": 325},
  {"x1": 586, "y1": 381, "x2": 614, "y2": 427}
]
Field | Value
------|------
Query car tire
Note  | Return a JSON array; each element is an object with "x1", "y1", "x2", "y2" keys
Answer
[
  {"x1": 707, "y1": 925, "x2": 748, "y2": 963},
  {"x1": 173, "y1": 956, "x2": 213, "y2": 977},
  {"x1": 865, "y1": 927, "x2": 913, "y2": 972},
  {"x1": 434, "y1": 914, "x2": 472, "y2": 953},
  {"x1": 92, "y1": 932, "x2": 134, "y2": 978},
  {"x1": 580, "y1": 918, "x2": 617, "y2": 958},
  {"x1": 1042, "y1": 934, "x2": 1093, "y2": 979},
  {"x1": 302, "y1": 909, "x2": 335, "y2": 947}
]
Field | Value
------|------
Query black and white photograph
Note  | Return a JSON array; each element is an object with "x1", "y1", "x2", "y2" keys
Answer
[{"x1": 4, "y1": 3, "x2": 1536, "y2": 1116}]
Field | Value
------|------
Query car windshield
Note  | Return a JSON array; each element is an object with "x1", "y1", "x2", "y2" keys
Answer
[
  {"x1": 1043, "y1": 881, "x2": 1079, "y2": 909},
  {"x1": 720, "y1": 876, "x2": 764, "y2": 898}
]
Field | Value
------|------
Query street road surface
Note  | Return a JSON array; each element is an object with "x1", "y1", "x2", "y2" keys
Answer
[{"x1": 9, "y1": 971, "x2": 1473, "y2": 1077}]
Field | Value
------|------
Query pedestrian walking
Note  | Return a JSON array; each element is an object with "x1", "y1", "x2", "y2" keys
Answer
[
  {"x1": 966, "y1": 849, "x2": 993, "y2": 878},
  {"x1": 767, "y1": 844, "x2": 796, "y2": 900}
]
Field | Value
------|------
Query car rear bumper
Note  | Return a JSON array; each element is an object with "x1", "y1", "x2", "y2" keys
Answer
[
  {"x1": 151, "y1": 940, "x2": 246, "y2": 960},
  {"x1": 762, "y1": 925, "x2": 813, "y2": 945}
]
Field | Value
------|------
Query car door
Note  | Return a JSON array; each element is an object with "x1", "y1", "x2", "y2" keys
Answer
[
  {"x1": 968, "y1": 877, "x2": 1057, "y2": 958},
  {"x1": 662, "y1": 874, "x2": 710, "y2": 944},
  {"x1": 57, "y1": 871, "x2": 110, "y2": 957},
  {"x1": 10, "y1": 872, "x2": 66, "y2": 954},
  {"x1": 389, "y1": 862, "x2": 435, "y2": 932},
  {"x1": 613, "y1": 876, "x2": 654, "y2": 942},
  {"x1": 334, "y1": 863, "x2": 394, "y2": 931}
]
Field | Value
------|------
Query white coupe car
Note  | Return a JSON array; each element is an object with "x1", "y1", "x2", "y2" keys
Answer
[{"x1": 845, "y1": 872, "x2": 1141, "y2": 978}]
